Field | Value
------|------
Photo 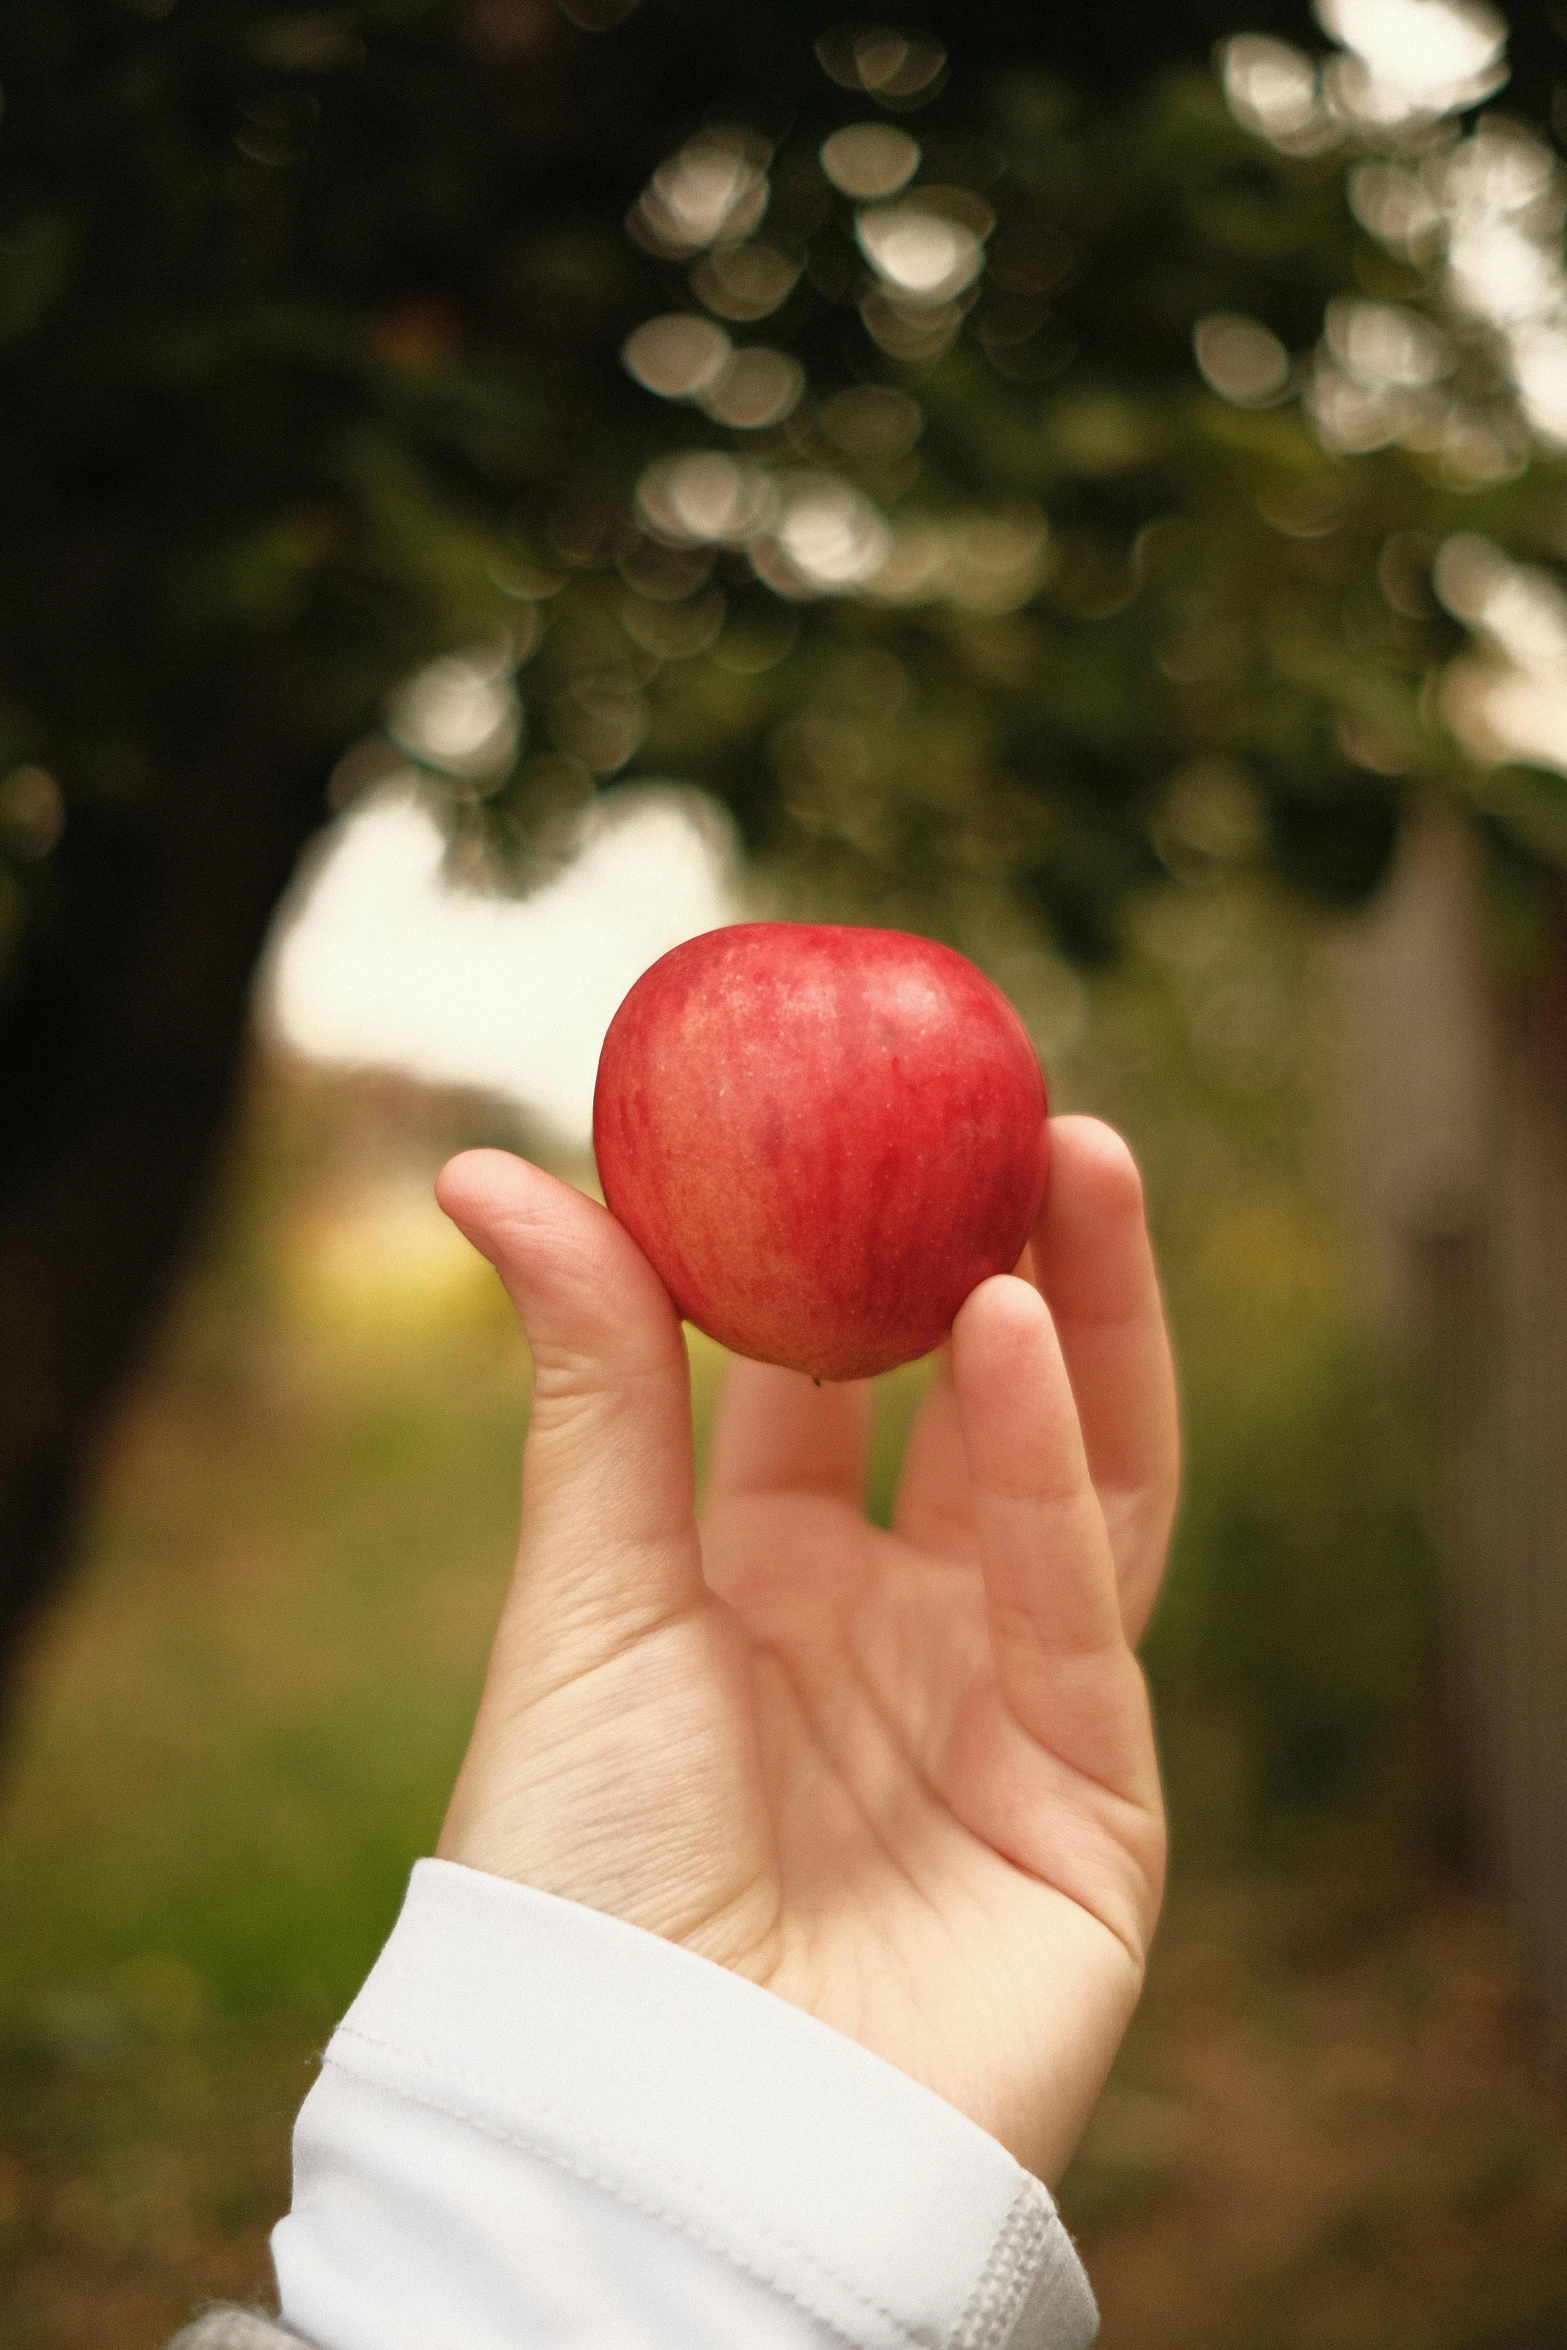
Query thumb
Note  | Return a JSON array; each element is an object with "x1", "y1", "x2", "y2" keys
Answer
[{"x1": 435, "y1": 1150, "x2": 707, "y2": 1665}]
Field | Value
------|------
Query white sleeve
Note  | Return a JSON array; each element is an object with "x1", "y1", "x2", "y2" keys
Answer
[{"x1": 269, "y1": 1858, "x2": 1098, "y2": 2350}]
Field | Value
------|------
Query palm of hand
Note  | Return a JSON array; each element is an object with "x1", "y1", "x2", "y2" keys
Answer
[{"x1": 437, "y1": 1117, "x2": 1176, "y2": 2184}]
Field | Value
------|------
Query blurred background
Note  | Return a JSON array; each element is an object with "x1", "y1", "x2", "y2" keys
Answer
[{"x1": 3, "y1": 0, "x2": 1567, "y2": 2340}]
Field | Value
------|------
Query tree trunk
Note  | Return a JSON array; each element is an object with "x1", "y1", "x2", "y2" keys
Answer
[
  {"x1": 0, "y1": 692, "x2": 331, "y2": 1732},
  {"x1": 1338, "y1": 817, "x2": 1567, "y2": 2029}
]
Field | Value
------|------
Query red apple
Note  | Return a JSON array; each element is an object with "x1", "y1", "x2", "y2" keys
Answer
[{"x1": 592, "y1": 923, "x2": 1050, "y2": 1381}]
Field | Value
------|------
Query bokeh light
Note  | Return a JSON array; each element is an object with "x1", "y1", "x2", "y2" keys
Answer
[
  {"x1": 870, "y1": 506, "x2": 1049, "y2": 612},
  {"x1": 814, "y1": 21, "x2": 947, "y2": 104},
  {"x1": 0, "y1": 764, "x2": 66, "y2": 860},
  {"x1": 385, "y1": 639, "x2": 522, "y2": 784},
  {"x1": 820, "y1": 121, "x2": 921, "y2": 198},
  {"x1": 690, "y1": 243, "x2": 801, "y2": 320},
  {"x1": 630, "y1": 131, "x2": 771, "y2": 259},
  {"x1": 855, "y1": 195, "x2": 988, "y2": 304},
  {"x1": 1227, "y1": 9, "x2": 1567, "y2": 478},
  {"x1": 635, "y1": 450, "x2": 779, "y2": 545},
  {"x1": 1434, "y1": 532, "x2": 1567, "y2": 784},
  {"x1": 698, "y1": 346, "x2": 806, "y2": 430},
  {"x1": 1221, "y1": 34, "x2": 1330, "y2": 153},
  {"x1": 1317, "y1": 0, "x2": 1507, "y2": 129},
  {"x1": 549, "y1": 670, "x2": 648, "y2": 773},
  {"x1": 1193, "y1": 313, "x2": 1292, "y2": 406},
  {"x1": 766, "y1": 474, "x2": 891, "y2": 593},
  {"x1": 621, "y1": 313, "x2": 732, "y2": 398}
]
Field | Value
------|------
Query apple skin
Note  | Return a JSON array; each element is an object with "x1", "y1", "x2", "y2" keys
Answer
[{"x1": 592, "y1": 923, "x2": 1050, "y2": 1381}]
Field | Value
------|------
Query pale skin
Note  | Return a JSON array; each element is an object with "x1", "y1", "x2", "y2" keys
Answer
[{"x1": 435, "y1": 1114, "x2": 1179, "y2": 2187}]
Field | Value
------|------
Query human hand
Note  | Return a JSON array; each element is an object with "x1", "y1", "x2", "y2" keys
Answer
[{"x1": 434, "y1": 1117, "x2": 1177, "y2": 2185}]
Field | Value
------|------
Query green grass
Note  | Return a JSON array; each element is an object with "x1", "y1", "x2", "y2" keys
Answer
[{"x1": 0, "y1": 1322, "x2": 521, "y2": 2034}]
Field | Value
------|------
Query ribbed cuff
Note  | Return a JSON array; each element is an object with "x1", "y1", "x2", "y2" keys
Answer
[{"x1": 274, "y1": 1857, "x2": 1097, "y2": 2349}]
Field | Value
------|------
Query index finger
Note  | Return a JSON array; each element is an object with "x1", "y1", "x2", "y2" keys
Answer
[{"x1": 1031, "y1": 1119, "x2": 1178, "y2": 1643}]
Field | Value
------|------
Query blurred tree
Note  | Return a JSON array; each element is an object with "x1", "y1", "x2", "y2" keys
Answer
[{"x1": 4, "y1": 0, "x2": 1567, "y2": 1720}]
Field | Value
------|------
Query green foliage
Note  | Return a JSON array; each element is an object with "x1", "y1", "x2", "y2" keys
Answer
[
  {"x1": 5, "y1": 0, "x2": 1567, "y2": 1004},
  {"x1": 1148, "y1": 1189, "x2": 1437, "y2": 1814},
  {"x1": 0, "y1": 0, "x2": 638, "y2": 865}
]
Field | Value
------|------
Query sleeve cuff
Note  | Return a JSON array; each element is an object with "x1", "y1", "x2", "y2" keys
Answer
[{"x1": 272, "y1": 1856, "x2": 1098, "y2": 2350}]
